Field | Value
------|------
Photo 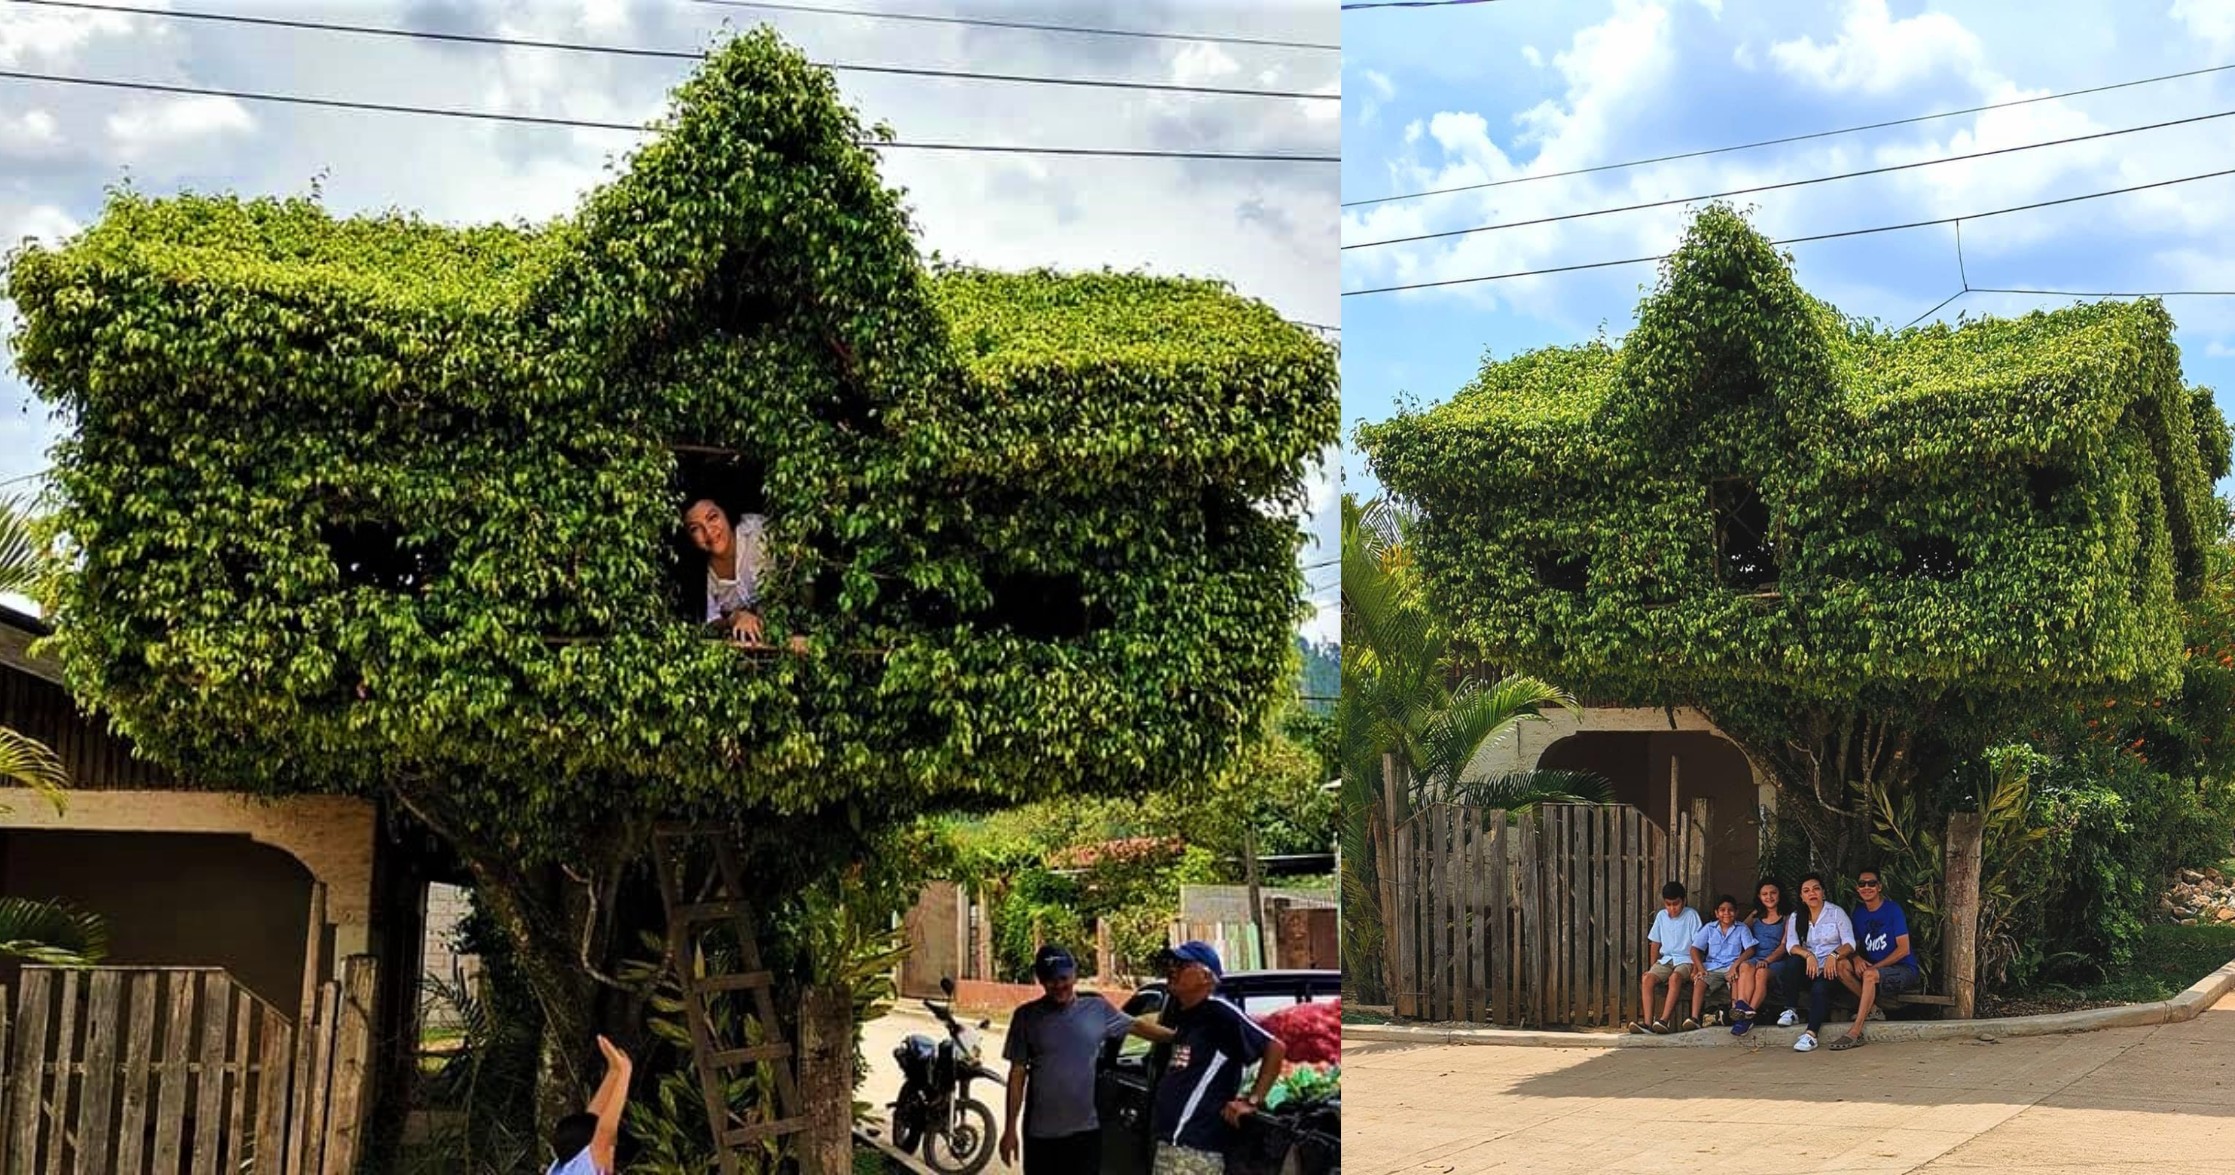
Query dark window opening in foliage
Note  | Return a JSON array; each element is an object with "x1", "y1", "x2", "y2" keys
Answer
[
  {"x1": 972, "y1": 569, "x2": 1108, "y2": 641},
  {"x1": 323, "y1": 520, "x2": 445, "y2": 592},
  {"x1": 669, "y1": 448, "x2": 770, "y2": 622},
  {"x1": 1530, "y1": 551, "x2": 1589, "y2": 592},
  {"x1": 1711, "y1": 479, "x2": 1779, "y2": 590},
  {"x1": 1898, "y1": 536, "x2": 1971, "y2": 581},
  {"x1": 2029, "y1": 465, "x2": 2074, "y2": 514}
]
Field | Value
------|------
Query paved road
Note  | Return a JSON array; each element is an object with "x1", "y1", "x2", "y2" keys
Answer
[
  {"x1": 1345, "y1": 991, "x2": 2235, "y2": 1174},
  {"x1": 859, "y1": 1006, "x2": 1020, "y2": 1173}
]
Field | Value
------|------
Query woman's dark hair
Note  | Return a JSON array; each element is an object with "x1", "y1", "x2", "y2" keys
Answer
[
  {"x1": 1791, "y1": 871, "x2": 1827, "y2": 948},
  {"x1": 1749, "y1": 877, "x2": 1784, "y2": 923}
]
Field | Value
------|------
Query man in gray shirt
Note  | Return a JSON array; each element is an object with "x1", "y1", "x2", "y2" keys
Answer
[{"x1": 999, "y1": 945, "x2": 1174, "y2": 1174}]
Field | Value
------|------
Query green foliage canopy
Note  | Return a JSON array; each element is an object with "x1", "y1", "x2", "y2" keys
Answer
[
  {"x1": 1360, "y1": 206, "x2": 2230, "y2": 708},
  {"x1": 2, "y1": 31, "x2": 1337, "y2": 858}
]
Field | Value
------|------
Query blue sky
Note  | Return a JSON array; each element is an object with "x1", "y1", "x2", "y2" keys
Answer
[
  {"x1": 1340, "y1": 0, "x2": 2235, "y2": 500},
  {"x1": 0, "y1": 0, "x2": 1340, "y2": 638}
]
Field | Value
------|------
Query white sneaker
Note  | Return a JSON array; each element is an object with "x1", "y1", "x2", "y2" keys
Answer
[
  {"x1": 1777, "y1": 1009, "x2": 1799, "y2": 1027},
  {"x1": 1794, "y1": 1031, "x2": 1818, "y2": 1052}
]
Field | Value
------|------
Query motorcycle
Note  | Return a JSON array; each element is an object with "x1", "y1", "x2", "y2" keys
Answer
[{"x1": 888, "y1": 977, "x2": 1001, "y2": 1175}]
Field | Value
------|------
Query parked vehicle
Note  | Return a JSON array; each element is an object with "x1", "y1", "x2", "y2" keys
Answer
[
  {"x1": 1095, "y1": 969, "x2": 1341, "y2": 1175},
  {"x1": 889, "y1": 977, "x2": 1001, "y2": 1175}
]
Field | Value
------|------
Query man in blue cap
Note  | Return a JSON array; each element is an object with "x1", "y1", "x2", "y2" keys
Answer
[
  {"x1": 1000, "y1": 944, "x2": 1174, "y2": 1174},
  {"x1": 1147, "y1": 941, "x2": 1286, "y2": 1175}
]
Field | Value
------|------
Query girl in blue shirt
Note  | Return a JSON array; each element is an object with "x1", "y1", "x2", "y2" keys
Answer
[{"x1": 1728, "y1": 878, "x2": 1787, "y2": 1036}]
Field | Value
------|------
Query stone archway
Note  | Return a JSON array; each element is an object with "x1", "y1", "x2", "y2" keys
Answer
[{"x1": 1470, "y1": 706, "x2": 1775, "y2": 909}]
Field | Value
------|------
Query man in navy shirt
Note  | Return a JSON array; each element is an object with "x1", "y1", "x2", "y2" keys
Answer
[
  {"x1": 1831, "y1": 865, "x2": 1921, "y2": 1050},
  {"x1": 1147, "y1": 942, "x2": 1287, "y2": 1175}
]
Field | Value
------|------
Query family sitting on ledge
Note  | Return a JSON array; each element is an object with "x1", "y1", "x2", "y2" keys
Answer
[
  {"x1": 681, "y1": 497, "x2": 807, "y2": 653},
  {"x1": 1632, "y1": 868, "x2": 1921, "y2": 1053}
]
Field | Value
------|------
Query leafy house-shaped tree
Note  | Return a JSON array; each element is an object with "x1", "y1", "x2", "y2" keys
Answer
[
  {"x1": 1361, "y1": 207, "x2": 2228, "y2": 865},
  {"x1": 4, "y1": 30, "x2": 1336, "y2": 1131}
]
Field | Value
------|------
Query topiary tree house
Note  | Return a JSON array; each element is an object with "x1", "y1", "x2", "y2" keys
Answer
[
  {"x1": 3, "y1": 30, "x2": 1336, "y2": 1166},
  {"x1": 1362, "y1": 206, "x2": 2228, "y2": 870}
]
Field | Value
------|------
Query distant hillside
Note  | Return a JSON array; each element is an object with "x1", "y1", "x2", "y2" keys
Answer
[{"x1": 1299, "y1": 636, "x2": 1338, "y2": 712}]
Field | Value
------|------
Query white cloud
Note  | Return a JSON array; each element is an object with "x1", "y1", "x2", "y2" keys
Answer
[
  {"x1": 1521, "y1": 45, "x2": 1543, "y2": 68},
  {"x1": 2206, "y1": 339, "x2": 2235, "y2": 359},
  {"x1": 3, "y1": 204, "x2": 81, "y2": 248},
  {"x1": 2170, "y1": 0, "x2": 2235, "y2": 47},
  {"x1": 1768, "y1": 0, "x2": 1988, "y2": 95},
  {"x1": 106, "y1": 97, "x2": 255, "y2": 157},
  {"x1": 0, "y1": 1, "x2": 139, "y2": 67},
  {"x1": 0, "y1": 109, "x2": 58, "y2": 152},
  {"x1": 1170, "y1": 43, "x2": 1241, "y2": 86}
]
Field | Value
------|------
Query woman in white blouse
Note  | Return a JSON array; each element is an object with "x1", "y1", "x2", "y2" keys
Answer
[
  {"x1": 1777, "y1": 872, "x2": 1855, "y2": 1053},
  {"x1": 682, "y1": 498, "x2": 771, "y2": 644}
]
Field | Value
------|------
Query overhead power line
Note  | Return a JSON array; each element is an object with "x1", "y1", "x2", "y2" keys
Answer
[
  {"x1": 1342, "y1": 59, "x2": 2235, "y2": 209},
  {"x1": 1342, "y1": 0, "x2": 1504, "y2": 9},
  {"x1": 689, "y1": 0, "x2": 1338, "y2": 52},
  {"x1": 1345, "y1": 105, "x2": 2235, "y2": 250},
  {"x1": 0, "y1": 69, "x2": 1338, "y2": 162},
  {"x1": 8, "y1": 0, "x2": 1336, "y2": 102},
  {"x1": 1341, "y1": 164, "x2": 2235, "y2": 296}
]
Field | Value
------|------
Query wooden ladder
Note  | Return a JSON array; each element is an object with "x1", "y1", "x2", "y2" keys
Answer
[{"x1": 651, "y1": 823, "x2": 808, "y2": 1174}]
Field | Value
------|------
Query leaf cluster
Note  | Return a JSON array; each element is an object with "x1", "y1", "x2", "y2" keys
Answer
[
  {"x1": 1358, "y1": 205, "x2": 2230, "y2": 708},
  {"x1": 0, "y1": 29, "x2": 1336, "y2": 861}
]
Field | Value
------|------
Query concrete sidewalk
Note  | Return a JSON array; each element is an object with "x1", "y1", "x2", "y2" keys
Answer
[{"x1": 1344, "y1": 990, "x2": 2235, "y2": 1174}]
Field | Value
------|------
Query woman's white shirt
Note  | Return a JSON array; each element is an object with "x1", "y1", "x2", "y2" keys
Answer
[
  {"x1": 705, "y1": 513, "x2": 769, "y2": 622},
  {"x1": 1783, "y1": 902, "x2": 1856, "y2": 964}
]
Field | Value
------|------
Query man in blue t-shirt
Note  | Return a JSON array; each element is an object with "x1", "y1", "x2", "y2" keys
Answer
[
  {"x1": 1831, "y1": 865, "x2": 1921, "y2": 1050},
  {"x1": 1147, "y1": 941, "x2": 1287, "y2": 1175}
]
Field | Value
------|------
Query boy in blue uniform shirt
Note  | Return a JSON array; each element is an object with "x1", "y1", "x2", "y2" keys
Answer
[
  {"x1": 1686, "y1": 895, "x2": 1751, "y2": 1029},
  {"x1": 547, "y1": 1035, "x2": 631, "y2": 1175},
  {"x1": 1630, "y1": 881, "x2": 1702, "y2": 1034},
  {"x1": 1831, "y1": 865, "x2": 1920, "y2": 1050}
]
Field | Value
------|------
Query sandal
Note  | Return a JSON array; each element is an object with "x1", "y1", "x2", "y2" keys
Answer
[{"x1": 1828, "y1": 1033, "x2": 1865, "y2": 1051}]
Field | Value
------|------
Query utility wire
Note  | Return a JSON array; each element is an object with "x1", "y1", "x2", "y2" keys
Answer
[
  {"x1": 690, "y1": 0, "x2": 1338, "y2": 52},
  {"x1": 1342, "y1": 164, "x2": 2235, "y2": 297},
  {"x1": 1345, "y1": 105, "x2": 2235, "y2": 250},
  {"x1": 0, "y1": 69, "x2": 1338, "y2": 161},
  {"x1": 1342, "y1": 0, "x2": 1504, "y2": 9},
  {"x1": 7, "y1": 0, "x2": 1336, "y2": 102},
  {"x1": 1342, "y1": 59, "x2": 2235, "y2": 209}
]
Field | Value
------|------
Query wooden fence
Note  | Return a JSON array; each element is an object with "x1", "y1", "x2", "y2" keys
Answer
[
  {"x1": 1391, "y1": 802, "x2": 1712, "y2": 1027},
  {"x1": 0, "y1": 959, "x2": 377, "y2": 1175}
]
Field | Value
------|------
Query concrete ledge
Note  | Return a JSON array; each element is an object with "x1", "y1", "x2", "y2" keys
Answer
[{"x1": 1345, "y1": 959, "x2": 2235, "y2": 1049}]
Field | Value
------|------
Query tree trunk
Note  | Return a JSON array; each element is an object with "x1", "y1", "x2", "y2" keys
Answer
[
  {"x1": 388, "y1": 782, "x2": 623, "y2": 1136},
  {"x1": 799, "y1": 983, "x2": 856, "y2": 1175},
  {"x1": 1698, "y1": 705, "x2": 1930, "y2": 877},
  {"x1": 1375, "y1": 753, "x2": 1403, "y2": 1004}
]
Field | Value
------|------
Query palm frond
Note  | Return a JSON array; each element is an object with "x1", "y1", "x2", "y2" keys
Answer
[
  {"x1": 0, "y1": 726, "x2": 69, "y2": 814},
  {"x1": 0, "y1": 897, "x2": 107, "y2": 965},
  {"x1": 0, "y1": 497, "x2": 38, "y2": 597},
  {"x1": 1446, "y1": 770, "x2": 1613, "y2": 813}
]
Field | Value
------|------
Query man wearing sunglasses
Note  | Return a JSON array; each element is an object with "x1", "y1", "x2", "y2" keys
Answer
[
  {"x1": 1145, "y1": 942, "x2": 1286, "y2": 1175},
  {"x1": 1831, "y1": 866, "x2": 1921, "y2": 1050}
]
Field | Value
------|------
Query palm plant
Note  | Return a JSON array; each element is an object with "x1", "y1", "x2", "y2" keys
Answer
[
  {"x1": 0, "y1": 897, "x2": 106, "y2": 965},
  {"x1": 1338, "y1": 492, "x2": 1609, "y2": 1002},
  {"x1": 0, "y1": 497, "x2": 66, "y2": 815},
  {"x1": 0, "y1": 496, "x2": 101, "y2": 968}
]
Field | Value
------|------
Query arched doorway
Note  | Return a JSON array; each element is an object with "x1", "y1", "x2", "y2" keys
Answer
[{"x1": 1537, "y1": 730, "x2": 1762, "y2": 908}]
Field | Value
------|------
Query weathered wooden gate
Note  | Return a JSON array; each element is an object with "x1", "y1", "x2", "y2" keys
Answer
[
  {"x1": 0, "y1": 960, "x2": 377, "y2": 1174},
  {"x1": 1391, "y1": 802, "x2": 1712, "y2": 1027}
]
